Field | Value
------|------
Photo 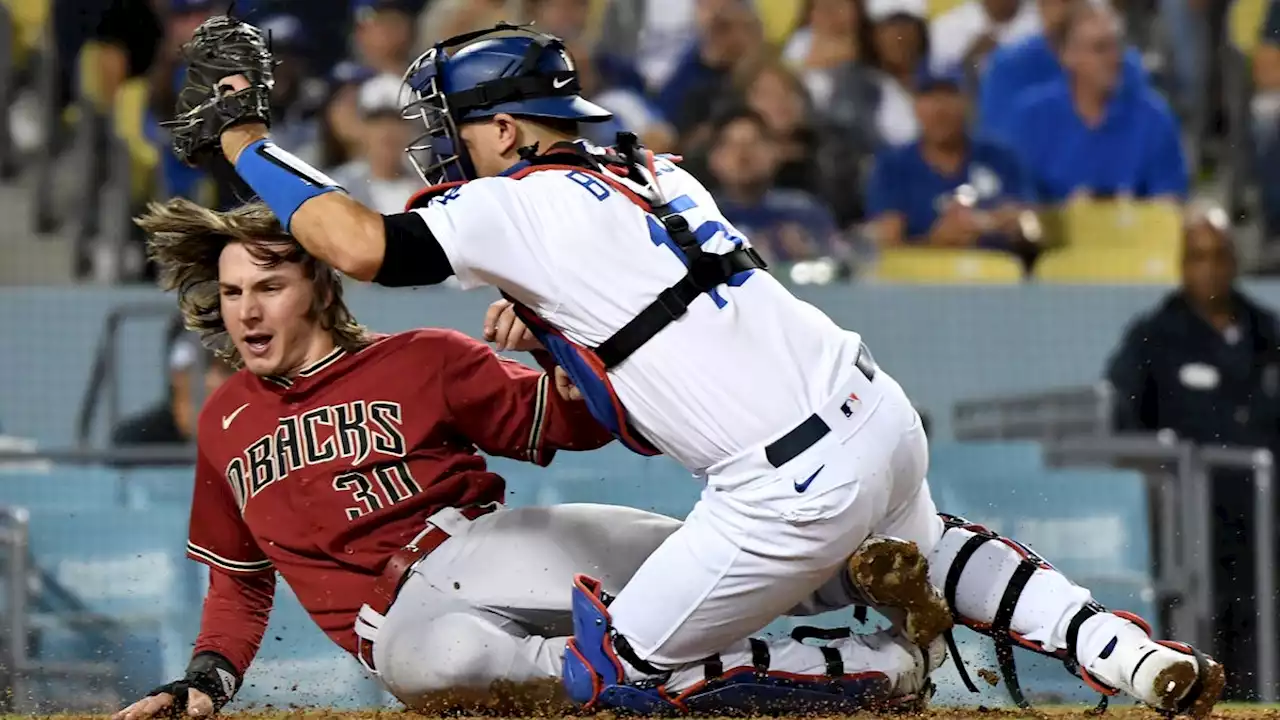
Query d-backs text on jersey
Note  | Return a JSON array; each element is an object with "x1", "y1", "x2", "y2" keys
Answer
[{"x1": 224, "y1": 400, "x2": 413, "y2": 516}]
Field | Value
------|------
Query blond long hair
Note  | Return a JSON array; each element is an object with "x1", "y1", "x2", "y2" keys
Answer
[{"x1": 137, "y1": 199, "x2": 372, "y2": 370}]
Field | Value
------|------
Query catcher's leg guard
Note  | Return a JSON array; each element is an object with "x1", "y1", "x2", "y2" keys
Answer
[
  {"x1": 563, "y1": 575, "x2": 678, "y2": 714},
  {"x1": 932, "y1": 514, "x2": 1224, "y2": 718},
  {"x1": 563, "y1": 574, "x2": 944, "y2": 716}
]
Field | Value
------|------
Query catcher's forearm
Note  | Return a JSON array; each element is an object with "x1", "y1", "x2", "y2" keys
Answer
[
  {"x1": 220, "y1": 128, "x2": 388, "y2": 281},
  {"x1": 290, "y1": 193, "x2": 388, "y2": 281}
]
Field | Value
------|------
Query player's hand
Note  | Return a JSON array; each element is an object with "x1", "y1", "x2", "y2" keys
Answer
[
  {"x1": 483, "y1": 299, "x2": 543, "y2": 352},
  {"x1": 112, "y1": 688, "x2": 215, "y2": 720},
  {"x1": 554, "y1": 367, "x2": 583, "y2": 402}
]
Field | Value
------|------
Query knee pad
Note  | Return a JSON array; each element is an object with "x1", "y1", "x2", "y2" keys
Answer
[{"x1": 933, "y1": 513, "x2": 1154, "y2": 713}]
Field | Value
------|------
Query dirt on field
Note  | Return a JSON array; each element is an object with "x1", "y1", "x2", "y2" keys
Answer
[{"x1": 32, "y1": 707, "x2": 1280, "y2": 720}]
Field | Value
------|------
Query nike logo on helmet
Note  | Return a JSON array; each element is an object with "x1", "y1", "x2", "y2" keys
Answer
[
  {"x1": 795, "y1": 466, "x2": 824, "y2": 493},
  {"x1": 552, "y1": 76, "x2": 573, "y2": 89}
]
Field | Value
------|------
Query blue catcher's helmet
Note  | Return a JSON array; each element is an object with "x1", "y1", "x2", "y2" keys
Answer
[{"x1": 400, "y1": 23, "x2": 613, "y2": 186}]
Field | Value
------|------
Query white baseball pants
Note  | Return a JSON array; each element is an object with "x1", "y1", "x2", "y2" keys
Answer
[
  {"x1": 606, "y1": 364, "x2": 942, "y2": 670},
  {"x1": 358, "y1": 503, "x2": 926, "y2": 710}
]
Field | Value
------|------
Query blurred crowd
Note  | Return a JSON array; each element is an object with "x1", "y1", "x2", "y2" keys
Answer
[{"x1": 5, "y1": 0, "x2": 1280, "y2": 279}]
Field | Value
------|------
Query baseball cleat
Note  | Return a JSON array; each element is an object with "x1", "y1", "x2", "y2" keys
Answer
[
  {"x1": 847, "y1": 535, "x2": 954, "y2": 646},
  {"x1": 1082, "y1": 612, "x2": 1225, "y2": 718}
]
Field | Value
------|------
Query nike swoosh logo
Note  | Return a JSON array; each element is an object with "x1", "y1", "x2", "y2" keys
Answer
[
  {"x1": 552, "y1": 77, "x2": 572, "y2": 89},
  {"x1": 222, "y1": 403, "x2": 250, "y2": 430},
  {"x1": 795, "y1": 465, "x2": 824, "y2": 493}
]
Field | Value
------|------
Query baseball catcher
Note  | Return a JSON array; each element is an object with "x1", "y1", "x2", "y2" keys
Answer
[{"x1": 150, "y1": 12, "x2": 1225, "y2": 719}]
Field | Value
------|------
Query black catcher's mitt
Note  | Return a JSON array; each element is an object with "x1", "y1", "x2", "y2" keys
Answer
[{"x1": 165, "y1": 14, "x2": 276, "y2": 167}]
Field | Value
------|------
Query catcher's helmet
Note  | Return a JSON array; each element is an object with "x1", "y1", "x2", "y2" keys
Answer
[{"x1": 400, "y1": 23, "x2": 613, "y2": 185}]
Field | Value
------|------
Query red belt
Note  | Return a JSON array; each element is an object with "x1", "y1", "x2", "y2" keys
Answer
[{"x1": 357, "y1": 504, "x2": 497, "y2": 671}]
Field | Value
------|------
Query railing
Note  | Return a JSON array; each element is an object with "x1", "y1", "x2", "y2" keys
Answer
[
  {"x1": 952, "y1": 383, "x2": 1115, "y2": 442},
  {"x1": 75, "y1": 303, "x2": 196, "y2": 449},
  {"x1": 0, "y1": 506, "x2": 118, "y2": 713}
]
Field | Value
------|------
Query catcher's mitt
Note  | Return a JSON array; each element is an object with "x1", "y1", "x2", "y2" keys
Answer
[{"x1": 164, "y1": 14, "x2": 276, "y2": 167}]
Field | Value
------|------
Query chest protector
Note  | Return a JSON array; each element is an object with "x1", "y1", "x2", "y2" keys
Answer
[{"x1": 405, "y1": 133, "x2": 769, "y2": 455}]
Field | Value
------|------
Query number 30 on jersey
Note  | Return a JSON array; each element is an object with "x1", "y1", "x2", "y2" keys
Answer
[{"x1": 333, "y1": 461, "x2": 422, "y2": 520}]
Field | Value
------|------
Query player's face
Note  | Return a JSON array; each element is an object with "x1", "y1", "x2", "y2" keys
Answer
[
  {"x1": 457, "y1": 115, "x2": 521, "y2": 178},
  {"x1": 218, "y1": 242, "x2": 327, "y2": 378}
]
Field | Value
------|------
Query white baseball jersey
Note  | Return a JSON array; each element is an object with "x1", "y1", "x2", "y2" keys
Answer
[{"x1": 409, "y1": 153, "x2": 865, "y2": 473}]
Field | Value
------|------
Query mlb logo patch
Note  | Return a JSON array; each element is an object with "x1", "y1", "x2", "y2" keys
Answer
[{"x1": 840, "y1": 392, "x2": 861, "y2": 418}]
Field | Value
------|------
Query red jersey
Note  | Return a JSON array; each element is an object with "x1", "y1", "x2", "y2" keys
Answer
[{"x1": 186, "y1": 329, "x2": 612, "y2": 666}]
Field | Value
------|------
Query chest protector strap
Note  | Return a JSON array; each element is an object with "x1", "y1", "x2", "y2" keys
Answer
[
  {"x1": 407, "y1": 135, "x2": 768, "y2": 456},
  {"x1": 593, "y1": 133, "x2": 768, "y2": 368},
  {"x1": 501, "y1": 133, "x2": 769, "y2": 368}
]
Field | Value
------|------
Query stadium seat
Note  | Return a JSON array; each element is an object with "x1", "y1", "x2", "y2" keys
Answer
[
  {"x1": 1034, "y1": 200, "x2": 1181, "y2": 283},
  {"x1": 1229, "y1": 0, "x2": 1268, "y2": 58},
  {"x1": 1, "y1": 0, "x2": 47, "y2": 72},
  {"x1": 926, "y1": 0, "x2": 969, "y2": 18},
  {"x1": 76, "y1": 41, "x2": 114, "y2": 114},
  {"x1": 870, "y1": 247, "x2": 1026, "y2": 284},
  {"x1": 1041, "y1": 198, "x2": 1182, "y2": 248},
  {"x1": 1034, "y1": 241, "x2": 1180, "y2": 283},
  {"x1": 753, "y1": 0, "x2": 804, "y2": 46}
]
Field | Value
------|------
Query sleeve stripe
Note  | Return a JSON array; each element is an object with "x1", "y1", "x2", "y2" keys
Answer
[
  {"x1": 527, "y1": 373, "x2": 550, "y2": 464},
  {"x1": 186, "y1": 542, "x2": 273, "y2": 573}
]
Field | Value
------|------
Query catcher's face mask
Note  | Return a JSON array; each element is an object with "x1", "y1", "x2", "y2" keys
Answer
[
  {"x1": 399, "y1": 23, "x2": 612, "y2": 187},
  {"x1": 401, "y1": 46, "x2": 475, "y2": 187}
]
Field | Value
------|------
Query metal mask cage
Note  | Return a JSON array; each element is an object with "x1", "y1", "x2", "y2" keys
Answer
[
  {"x1": 398, "y1": 22, "x2": 573, "y2": 188},
  {"x1": 400, "y1": 46, "x2": 469, "y2": 187}
]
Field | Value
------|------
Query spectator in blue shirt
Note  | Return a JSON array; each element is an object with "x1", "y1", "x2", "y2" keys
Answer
[
  {"x1": 976, "y1": 0, "x2": 1148, "y2": 147},
  {"x1": 656, "y1": 0, "x2": 764, "y2": 137},
  {"x1": 1005, "y1": 3, "x2": 1187, "y2": 204},
  {"x1": 706, "y1": 108, "x2": 845, "y2": 264},
  {"x1": 864, "y1": 67, "x2": 1034, "y2": 249}
]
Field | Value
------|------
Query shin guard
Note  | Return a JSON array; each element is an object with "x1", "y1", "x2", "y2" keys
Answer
[{"x1": 935, "y1": 513, "x2": 1144, "y2": 712}]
